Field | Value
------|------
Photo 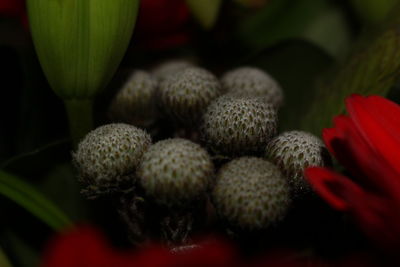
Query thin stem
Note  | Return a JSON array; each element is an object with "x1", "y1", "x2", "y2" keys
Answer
[{"x1": 64, "y1": 99, "x2": 94, "y2": 149}]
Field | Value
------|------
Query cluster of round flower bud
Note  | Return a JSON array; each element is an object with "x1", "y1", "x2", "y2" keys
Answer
[{"x1": 73, "y1": 59, "x2": 331, "y2": 238}]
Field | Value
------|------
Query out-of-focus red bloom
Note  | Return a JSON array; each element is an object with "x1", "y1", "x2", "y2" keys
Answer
[
  {"x1": 305, "y1": 94, "x2": 400, "y2": 252},
  {"x1": 0, "y1": 0, "x2": 27, "y2": 26},
  {"x1": 41, "y1": 225, "x2": 240, "y2": 267},
  {"x1": 41, "y1": 225, "x2": 380, "y2": 267},
  {"x1": 134, "y1": 0, "x2": 191, "y2": 50}
]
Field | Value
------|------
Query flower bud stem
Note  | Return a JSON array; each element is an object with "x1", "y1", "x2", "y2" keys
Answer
[{"x1": 64, "y1": 99, "x2": 94, "y2": 148}]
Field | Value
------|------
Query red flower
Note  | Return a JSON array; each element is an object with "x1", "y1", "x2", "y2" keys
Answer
[
  {"x1": 41, "y1": 225, "x2": 380, "y2": 267},
  {"x1": 0, "y1": 0, "x2": 27, "y2": 26},
  {"x1": 305, "y1": 94, "x2": 400, "y2": 251},
  {"x1": 134, "y1": 0, "x2": 191, "y2": 50},
  {"x1": 41, "y1": 225, "x2": 240, "y2": 267}
]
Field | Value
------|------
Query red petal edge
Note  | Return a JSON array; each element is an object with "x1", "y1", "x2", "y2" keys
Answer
[{"x1": 305, "y1": 167, "x2": 361, "y2": 211}]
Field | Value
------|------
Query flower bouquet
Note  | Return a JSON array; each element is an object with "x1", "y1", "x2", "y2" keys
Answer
[{"x1": 1, "y1": 0, "x2": 400, "y2": 266}]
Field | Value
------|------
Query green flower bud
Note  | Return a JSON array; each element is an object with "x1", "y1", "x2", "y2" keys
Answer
[{"x1": 27, "y1": 0, "x2": 139, "y2": 99}]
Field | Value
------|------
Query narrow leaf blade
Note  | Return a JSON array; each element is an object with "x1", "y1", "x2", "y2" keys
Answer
[
  {"x1": 0, "y1": 170, "x2": 72, "y2": 230},
  {"x1": 0, "y1": 247, "x2": 13, "y2": 267}
]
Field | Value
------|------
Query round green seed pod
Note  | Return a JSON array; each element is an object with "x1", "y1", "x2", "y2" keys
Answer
[
  {"x1": 137, "y1": 138, "x2": 214, "y2": 206},
  {"x1": 212, "y1": 157, "x2": 290, "y2": 230},
  {"x1": 200, "y1": 95, "x2": 277, "y2": 157},
  {"x1": 158, "y1": 67, "x2": 221, "y2": 126},
  {"x1": 108, "y1": 70, "x2": 158, "y2": 128},
  {"x1": 73, "y1": 123, "x2": 151, "y2": 198},
  {"x1": 266, "y1": 131, "x2": 330, "y2": 195},
  {"x1": 152, "y1": 60, "x2": 194, "y2": 82},
  {"x1": 221, "y1": 67, "x2": 284, "y2": 108}
]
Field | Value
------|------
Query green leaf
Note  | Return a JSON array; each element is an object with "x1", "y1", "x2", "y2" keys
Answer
[
  {"x1": 236, "y1": 0, "x2": 350, "y2": 58},
  {"x1": 27, "y1": 0, "x2": 140, "y2": 99},
  {"x1": 185, "y1": 0, "x2": 223, "y2": 30},
  {"x1": 0, "y1": 170, "x2": 72, "y2": 230},
  {"x1": 300, "y1": 6, "x2": 400, "y2": 135},
  {"x1": 0, "y1": 247, "x2": 12, "y2": 267},
  {"x1": 40, "y1": 163, "x2": 88, "y2": 222},
  {"x1": 302, "y1": 7, "x2": 351, "y2": 58},
  {"x1": 350, "y1": 0, "x2": 398, "y2": 24},
  {"x1": 1, "y1": 231, "x2": 39, "y2": 267}
]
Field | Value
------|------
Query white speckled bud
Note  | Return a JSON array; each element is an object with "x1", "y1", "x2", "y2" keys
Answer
[
  {"x1": 212, "y1": 157, "x2": 290, "y2": 230},
  {"x1": 159, "y1": 67, "x2": 221, "y2": 126},
  {"x1": 152, "y1": 60, "x2": 195, "y2": 82},
  {"x1": 201, "y1": 95, "x2": 277, "y2": 157},
  {"x1": 73, "y1": 123, "x2": 151, "y2": 197},
  {"x1": 137, "y1": 138, "x2": 214, "y2": 206},
  {"x1": 108, "y1": 70, "x2": 158, "y2": 128},
  {"x1": 221, "y1": 67, "x2": 284, "y2": 108},
  {"x1": 266, "y1": 131, "x2": 331, "y2": 195}
]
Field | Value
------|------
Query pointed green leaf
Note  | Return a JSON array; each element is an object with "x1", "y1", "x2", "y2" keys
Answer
[
  {"x1": 300, "y1": 6, "x2": 400, "y2": 135},
  {"x1": 27, "y1": 0, "x2": 140, "y2": 99},
  {"x1": 185, "y1": 0, "x2": 222, "y2": 30},
  {"x1": 0, "y1": 170, "x2": 72, "y2": 230}
]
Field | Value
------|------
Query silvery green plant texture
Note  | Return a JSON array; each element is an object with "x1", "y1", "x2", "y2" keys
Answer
[
  {"x1": 73, "y1": 123, "x2": 151, "y2": 198},
  {"x1": 73, "y1": 61, "x2": 329, "y2": 244}
]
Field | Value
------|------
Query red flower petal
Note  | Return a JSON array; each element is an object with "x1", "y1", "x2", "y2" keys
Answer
[
  {"x1": 305, "y1": 167, "x2": 357, "y2": 211},
  {"x1": 306, "y1": 168, "x2": 400, "y2": 250},
  {"x1": 170, "y1": 238, "x2": 238, "y2": 267},
  {"x1": 346, "y1": 95, "x2": 400, "y2": 177},
  {"x1": 135, "y1": 0, "x2": 191, "y2": 50},
  {"x1": 321, "y1": 127, "x2": 339, "y2": 157},
  {"x1": 137, "y1": 0, "x2": 189, "y2": 33},
  {"x1": 355, "y1": 95, "x2": 400, "y2": 143},
  {"x1": 323, "y1": 113, "x2": 400, "y2": 198},
  {"x1": 324, "y1": 115, "x2": 375, "y2": 182},
  {"x1": 310, "y1": 95, "x2": 400, "y2": 252},
  {"x1": 127, "y1": 245, "x2": 174, "y2": 267},
  {"x1": 41, "y1": 226, "x2": 115, "y2": 267},
  {"x1": 42, "y1": 226, "x2": 240, "y2": 267}
]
